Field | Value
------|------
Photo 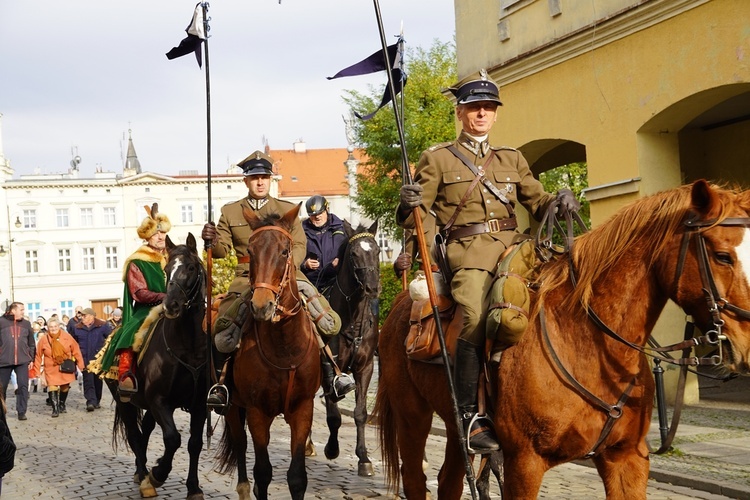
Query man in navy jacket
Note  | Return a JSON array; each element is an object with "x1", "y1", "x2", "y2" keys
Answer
[
  {"x1": 72, "y1": 308, "x2": 111, "y2": 411},
  {"x1": 301, "y1": 195, "x2": 347, "y2": 297}
]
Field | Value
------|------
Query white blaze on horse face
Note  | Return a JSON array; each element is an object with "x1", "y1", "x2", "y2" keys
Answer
[
  {"x1": 359, "y1": 240, "x2": 373, "y2": 253},
  {"x1": 737, "y1": 229, "x2": 750, "y2": 288},
  {"x1": 170, "y1": 256, "x2": 183, "y2": 281}
]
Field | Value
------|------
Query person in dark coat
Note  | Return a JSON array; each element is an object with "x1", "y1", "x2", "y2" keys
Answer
[
  {"x1": 0, "y1": 302, "x2": 36, "y2": 420},
  {"x1": 71, "y1": 308, "x2": 111, "y2": 411},
  {"x1": 0, "y1": 390, "x2": 15, "y2": 494},
  {"x1": 301, "y1": 194, "x2": 347, "y2": 296}
]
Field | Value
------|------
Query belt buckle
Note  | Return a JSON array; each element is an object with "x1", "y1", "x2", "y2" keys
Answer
[{"x1": 487, "y1": 219, "x2": 501, "y2": 233}]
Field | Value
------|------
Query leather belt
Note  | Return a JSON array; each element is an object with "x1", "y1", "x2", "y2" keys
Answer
[
  {"x1": 237, "y1": 255, "x2": 249, "y2": 264},
  {"x1": 447, "y1": 217, "x2": 517, "y2": 241}
]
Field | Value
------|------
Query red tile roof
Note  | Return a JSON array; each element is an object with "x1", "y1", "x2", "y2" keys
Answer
[{"x1": 269, "y1": 146, "x2": 368, "y2": 197}]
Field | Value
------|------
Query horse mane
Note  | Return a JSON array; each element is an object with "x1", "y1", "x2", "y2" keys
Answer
[
  {"x1": 250, "y1": 213, "x2": 283, "y2": 230},
  {"x1": 537, "y1": 183, "x2": 740, "y2": 312}
]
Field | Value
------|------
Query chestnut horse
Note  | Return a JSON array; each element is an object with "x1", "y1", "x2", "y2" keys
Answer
[
  {"x1": 216, "y1": 205, "x2": 320, "y2": 500},
  {"x1": 375, "y1": 180, "x2": 750, "y2": 499},
  {"x1": 319, "y1": 220, "x2": 381, "y2": 476}
]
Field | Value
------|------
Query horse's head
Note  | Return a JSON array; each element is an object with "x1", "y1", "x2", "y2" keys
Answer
[
  {"x1": 342, "y1": 219, "x2": 381, "y2": 298},
  {"x1": 243, "y1": 203, "x2": 301, "y2": 322},
  {"x1": 163, "y1": 233, "x2": 205, "y2": 320},
  {"x1": 673, "y1": 180, "x2": 750, "y2": 374}
]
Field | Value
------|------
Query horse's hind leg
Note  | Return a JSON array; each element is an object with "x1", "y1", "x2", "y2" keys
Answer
[
  {"x1": 323, "y1": 396, "x2": 341, "y2": 459},
  {"x1": 224, "y1": 405, "x2": 251, "y2": 499},
  {"x1": 353, "y1": 357, "x2": 375, "y2": 476},
  {"x1": 395, "y1": 402, "x2": 433, "y2": 499},
  {"x1": 115, "y1": 400, "x2": 149, "y2": 485},
  {"x1": 593, "y1": 446, "x2": 649, "y2": 500}
]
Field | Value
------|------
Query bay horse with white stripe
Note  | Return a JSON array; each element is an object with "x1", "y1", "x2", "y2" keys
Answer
[
  {"x1": 216, "y1": 205, "x2": 320, "y2": 500},
  {"x1": 375, "y1": 180, "x2": 750, "y2": 499}
]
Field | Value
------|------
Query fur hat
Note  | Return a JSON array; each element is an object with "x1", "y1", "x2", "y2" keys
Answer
[{"x1": 137, "y1": 203, "x2": 171, "y2": 240}]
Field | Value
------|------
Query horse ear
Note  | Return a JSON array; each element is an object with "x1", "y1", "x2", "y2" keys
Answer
[
  {"x1": 166, "y1": 235, "x2": 176, "y2": 250},
  {"x1": 242, "y1": 207, "x2": 260, "y2": 226},
  {"x1": 343, "y1": 219, "x2": 354, "y2": 236},
  {"x1": 690, "y1": 179, "x2": 722, "y2": 219},
  {"x1": 280, "y1": 203, "x2": 302, "y2": 228},
  {"x1": 186, "y1": 232, "x2": 197, "y2": 251},
  {"x1": 367, "y1": 219, "x2": 378, "y2": 235}
]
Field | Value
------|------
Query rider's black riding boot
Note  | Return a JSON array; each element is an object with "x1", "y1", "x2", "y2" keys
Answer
[
  {"x1": 320, "y1": 352, "x2": 355, "y2": 402},
  {"x1": 207, "y1": 349, "x2": 231, "y2": 415},
  {"x1": 455, "y1": 340, "x2": 500, "y2": 455}
]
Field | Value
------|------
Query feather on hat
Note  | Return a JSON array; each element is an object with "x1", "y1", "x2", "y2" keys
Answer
[{"x1": 137, "y1": 203, "x2": 171, "y2": 239}]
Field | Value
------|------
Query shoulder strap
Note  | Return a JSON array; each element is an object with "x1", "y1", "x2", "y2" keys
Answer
[{"x1": 446, "y1": 145, "x2": 515, "y2": 217}]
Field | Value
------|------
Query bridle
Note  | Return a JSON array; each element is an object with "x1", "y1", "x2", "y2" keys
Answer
[
  {"x1": 335, "y1": 232, "x2": 379, "y2": 301},
  {"x1": 247, "y1": 225, "x2": 302, "y2": 322},
  {"x1": 536, "y1": 202, "x2": 750, "y2": 457},
  {"x1": 167, "y1": 260, "x2": 205, "y2": 311}
]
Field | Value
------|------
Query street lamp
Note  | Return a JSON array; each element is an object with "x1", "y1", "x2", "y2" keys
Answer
[
  {"x1": 14, "y1": 216, "x2": 21, "y2": 229},
  {"x1": 386, "y1": 247, "x2": 394, "y2": 261}
]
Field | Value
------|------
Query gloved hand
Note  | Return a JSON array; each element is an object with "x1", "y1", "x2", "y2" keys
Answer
[
  {"x1": 400, "y1": 184, "x2": 424, "y2": 210},
  {"x1": 556, "y1": 189, "x2": 580, "y2": 213},
  {"x1": 202, "y1": 222, "x2": 218, "y2": 244},
  {"x1": 393, "y1": 252, "x2": 413, "y2": 278}
]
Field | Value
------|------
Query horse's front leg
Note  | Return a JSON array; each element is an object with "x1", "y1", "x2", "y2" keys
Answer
[
  {"x1": 247, "y1": 407, "x2": 274, "y2": 500},
  {"x1": 353, "y1": 355, "x2": 375, "y2": 476},
  {"x1": 286, "y1": 398, "x2": 314, "y2": 500},
  {"x1": 323, "y1": 395, "x2": 341, "y2": 460},
  {"x1": 592, "y1": 444, "x2": 649, "y2": 500},
  {"x1": 185, "y1": 404, "x2": 207, "y2": 500},
  {"x1": 144, "y1": 403, "x2": 180, "y2": 494}
]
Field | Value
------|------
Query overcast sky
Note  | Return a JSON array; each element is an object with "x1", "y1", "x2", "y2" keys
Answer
[{"x1": 0, "y1": 0, "x2": 455, "y2": 177}]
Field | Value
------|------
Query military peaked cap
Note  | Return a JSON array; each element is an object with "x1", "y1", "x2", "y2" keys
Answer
[
  {"x1": 447, "y1": 68, "x2": 503, "y2": 106},
  {"x1": 238, "y1": 150, "x2": 274, "y2": 176}
]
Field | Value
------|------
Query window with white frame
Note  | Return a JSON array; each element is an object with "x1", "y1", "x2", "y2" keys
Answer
[
  {"x1": 203, "y1": 203, "x2": 209, "y2": 223},
  {"x1": 58, "y1": 248, "x2": 71, "y2": 272},
  {"x1": 22, "y1": 209, "x2": 37, "y2": 229},
  {"x1": 80, "y1": 207, "x2": 94, "y2": 227},
  {"x1": 59, "y1": 300, "x2": 74, "y2": 319},
  {"x1": 82, "y1": 247, "x2": 96, "y2": 271},
  {"x1": 26, "y1": 302, "x2": 41, "y2": 321},
  {"x1": 56, "y1": 208, "x2": 69, "y2": 228},
  {"x1": 181, "y1": 204, "x2": 194, "y2": 223},
  {"x1": 103, "y1": 207, "x2": 117, "y2": 226},
  {"x1": 105, "y1": 246, "x2": 118, "y2": 270},
  {"x1": 25, "y1": 250, "x2": 39, "y2": 273}
]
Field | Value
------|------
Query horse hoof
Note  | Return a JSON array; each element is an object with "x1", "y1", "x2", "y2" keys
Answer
[
  {"x1": 305, "y1": 440, "x2": 317, "y2": 457},
  {"x1": 358, "y1": 462, "x2": 374, "y2": 477},
  {"x1": 324, "y1": 444, "x2": 339, "y2": 460},
  {"x1": 186, "y1": 493, "x2": 204, "y2": 500},
  {"x1": 237, "y1": 481, "x2": 251, "y2": 500},
  {"x1": 139, "y1": 476, "x2": 158, "y2": 498},
  {"x1": 148, "y1": 470, "x2": 165, "y2": 488},
  {"x1": 133, "y1": 473, "x2": 141, "y2": 484}
]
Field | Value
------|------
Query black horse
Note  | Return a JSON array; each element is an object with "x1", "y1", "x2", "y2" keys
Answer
[
  {"x1": 314, "y1": 220, "x2": 381, "y2": 476},
  {"x1": 106, "y1": 233, "x2": 208, "y2": 499}
]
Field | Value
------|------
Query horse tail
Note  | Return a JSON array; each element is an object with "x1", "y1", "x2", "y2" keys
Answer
[
  {"x1": 111, "y1": 403, "x2": 143, "y2": 453},
  {"x1": 374, "y1": 379, "x2": 401, "y2": 494},
  {"x1": 215, "y1": 406, "x2": 245, "y2": 474}
]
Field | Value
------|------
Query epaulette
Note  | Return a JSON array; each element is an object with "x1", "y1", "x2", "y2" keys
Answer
[
  {"x1": 427, "y1": 141, "x2": 453, "y2": 152},
  {"x1": 490, "y1": 145, "x2": 519, "y2": 152}
]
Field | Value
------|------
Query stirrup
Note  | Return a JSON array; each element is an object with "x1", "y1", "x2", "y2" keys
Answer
[
  {"x1": 118, "y1": 374, "x2": 138, "y2": 403},
  {"x1": 207, "y1": 384, "x2": 229, "y2": 414},
  {"x1": 332, "y1": 373, "x2": 355, "y2": 400},
  {"x1": 465, "y1": 413, "x2": 500, "y2": 455}
]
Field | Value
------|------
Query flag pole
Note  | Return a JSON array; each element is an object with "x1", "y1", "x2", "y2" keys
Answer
[
  {"x1": 201, "y1": 1, "x2": 215, "y2": 449},
  {"x1": 370, "y1": 1, "x2": 479, "y2": 498}
]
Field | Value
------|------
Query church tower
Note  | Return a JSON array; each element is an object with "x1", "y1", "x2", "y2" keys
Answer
[{"x1": 122, "y1": 129, "x2": 142, "y2": 177}]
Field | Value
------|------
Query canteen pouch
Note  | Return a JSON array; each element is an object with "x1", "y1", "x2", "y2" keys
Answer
[
  {"x1": 59, "y1": 358, "x2": 77, "y2": 374},
  {"x1": 214, "y1": 288, "x2": 253, "y2": 353},
  {"x1": 405, "y1": 295, "x2": 462, "y2": 361},
  {"x1": 434, "y1": 232, "x2": 454, "y2": 285},
  {"x1": 486, "y1": 239, "x2": 536, "y2": 345}
]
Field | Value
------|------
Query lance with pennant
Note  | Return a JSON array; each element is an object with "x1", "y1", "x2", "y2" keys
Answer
[{"x1": 369, "y1": 1, "x2": 479, "y2": 498}]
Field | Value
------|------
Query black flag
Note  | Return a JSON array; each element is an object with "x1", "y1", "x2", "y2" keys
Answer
[
  {"x1": 166, "y1": 3, "x2": 206, "y2": 68},
  {"x1": 329, "y1": 39, "x2": 406, "y2": 121}
]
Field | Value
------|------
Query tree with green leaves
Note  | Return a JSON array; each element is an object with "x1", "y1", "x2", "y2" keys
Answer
[
  {"x1": 539, "y1": 162, "x2": 590, "y2": 234},
  {"x1": 344, "y1": 40, "x2": 457, "y2": 239}
]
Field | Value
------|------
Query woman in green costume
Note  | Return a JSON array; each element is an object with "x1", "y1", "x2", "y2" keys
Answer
[{"x1": 98, "y1": 204, "x2": 170, "y2": 402}]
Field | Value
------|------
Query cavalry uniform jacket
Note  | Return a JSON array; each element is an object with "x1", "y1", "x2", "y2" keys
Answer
[
  {"x1": 399, "y1": 133, "x2": 555, "y2": 273},
  {"x1": 214, "y1": 196, "x2": 307, "y2": 294}
]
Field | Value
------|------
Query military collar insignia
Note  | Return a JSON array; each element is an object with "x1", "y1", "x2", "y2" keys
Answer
[{"x1": 248, "y1": 197, "x2": 268, "y2": 210}]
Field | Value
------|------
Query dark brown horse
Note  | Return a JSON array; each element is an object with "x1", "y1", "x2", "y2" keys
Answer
[
  {"x1": 107, "y1": 233, "x2": 208, "y2": 499},
  {"x1": 375, "y1": 180, "x2": 750, "y2": 499},
  {"x1": 216, "y1": 205, "x2": 320, "y2": 500},
  {"x1": 318, "y1": 220, "x2": 380, "y2": 476}
]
